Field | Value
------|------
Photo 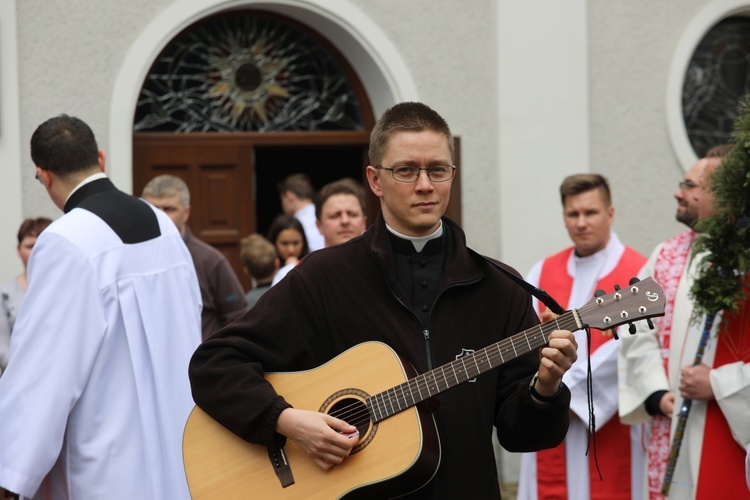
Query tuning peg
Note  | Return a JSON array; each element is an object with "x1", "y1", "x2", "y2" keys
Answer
[
  {"x1": 594, "y1": 289, "x2": 605, "y2": 297},
  {"x1": 614, "y1": 284, "x2": 621, "y2": 291},
  {"x1": 629, "y1": 323, "x2": 637, "y2": 335},
  {"x1": 612, "y1": 328, "x2": 620, "y2": 340},
  {"x1": 647, "y1": 319, "x2": 654, "y2": 330},
  {"x1": 629, "y1": 277, "x2": 640, "y2": 285}
]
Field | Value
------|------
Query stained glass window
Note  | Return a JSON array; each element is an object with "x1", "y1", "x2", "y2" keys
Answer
[
  {"x1": 683, "y1": 17, "x2": 750, "y2": 157},
  {"x1": 134, "y1": 12, "x2": 365, "y2": 132}
]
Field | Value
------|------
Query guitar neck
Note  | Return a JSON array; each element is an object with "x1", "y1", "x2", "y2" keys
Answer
[{"x1": 367, "y1": 309, "x2": 582, "y2": 422}]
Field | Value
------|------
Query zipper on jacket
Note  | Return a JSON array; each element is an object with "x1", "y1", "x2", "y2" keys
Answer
[
  {"x1": 373, "y1": 247, "x2": 481, "y2": 374},
  {"x1": 423, "y1": 329, "x2": 432, "y2": 370},
  {"x1": 421, "y1": 276, "x2": 482, "y2": 371}
]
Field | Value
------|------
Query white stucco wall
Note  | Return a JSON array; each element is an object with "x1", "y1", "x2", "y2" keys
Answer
[
  {"x1": 16, "y1": 0, "x2": 175, "y2": 216},
  {"x1": 587, "y1": 0, "x2": 702, "y2": 258},
  {"x1": 0, "y1": 1, "x2": 24, "y2": 278},
  {"x1": 497, "y1": 0, "x2": 589, "y2": 278}
]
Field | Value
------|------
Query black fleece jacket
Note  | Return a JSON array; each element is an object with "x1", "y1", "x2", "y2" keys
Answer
[{"x1": 189, "y1": 213, "x2": 570, "y2": 499}]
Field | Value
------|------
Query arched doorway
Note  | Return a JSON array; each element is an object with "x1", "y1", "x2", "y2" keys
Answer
[{"x1": 132, "y1": 10, "x2": 374, "y2": 289}]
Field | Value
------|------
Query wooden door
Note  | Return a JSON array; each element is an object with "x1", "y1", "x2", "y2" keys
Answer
[{"x1": 133, "y1": 134, "x2": 253, "y2": 288}]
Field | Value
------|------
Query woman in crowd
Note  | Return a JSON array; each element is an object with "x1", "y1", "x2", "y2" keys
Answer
[
  {"x1": 267, "y1": 214, "x2": 309, "y2": 266},
  {"x1": 266, "y1": 214, "x2": 309, "y2": 285},
  {"x1": 0, "y1": 217, "x2": 52, "y2": 376}
]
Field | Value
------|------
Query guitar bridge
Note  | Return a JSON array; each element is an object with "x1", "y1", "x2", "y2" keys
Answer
[{"x1": 267, "y1": 446, "x2": 295, "y2": 488}]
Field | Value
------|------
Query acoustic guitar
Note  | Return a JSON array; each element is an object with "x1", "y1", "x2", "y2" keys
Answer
[{"x1": 183, "y1": 277, "x2": 665, "y2": 499}]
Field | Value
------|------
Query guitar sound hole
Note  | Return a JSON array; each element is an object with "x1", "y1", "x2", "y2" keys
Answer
[{"x1": 321, "y1": 389, "x2": 377, "y2": 455}]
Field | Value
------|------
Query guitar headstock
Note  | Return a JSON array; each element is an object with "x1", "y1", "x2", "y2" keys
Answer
[{"x1": 576, "y1": 277, "x2": 665, "y2": 333}]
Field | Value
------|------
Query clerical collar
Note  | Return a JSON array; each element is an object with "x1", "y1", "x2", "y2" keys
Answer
[
  {"x1": 385, "y1": 221, "x2": 444, "y2": 253},
  {"x1": 65, "y1": 172, "x2": 108, "y2": 205},
  {"x1": 572, "y1": 231, "x2": 619, "y2": 260}
]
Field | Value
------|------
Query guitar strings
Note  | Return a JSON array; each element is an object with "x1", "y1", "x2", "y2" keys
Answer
[{"x1": 326, "y1": 313, "x2": 583, "y2": 429}]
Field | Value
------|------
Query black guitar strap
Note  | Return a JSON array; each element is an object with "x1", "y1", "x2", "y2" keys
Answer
[{"x1": 471, "y1": 250, "x2": 566, "y2": 315}]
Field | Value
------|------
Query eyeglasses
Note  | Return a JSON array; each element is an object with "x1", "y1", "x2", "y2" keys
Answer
[
  {"x1": 34, "y1": 170, "x2": 44, "y2": 185},
  {"x1": 678, "y1": 180, "x2": 701, "y2": 190},
  {"x1": 376, "y1": 165, "x2": 456, "y2": 183}
]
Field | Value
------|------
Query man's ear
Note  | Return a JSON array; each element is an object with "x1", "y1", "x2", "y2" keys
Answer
[
  {"x1": 366, "y1": 166, "x2": 383, "y2": 198},
  {"x1": 36, "y1": 168, "x2": 50, "y2": 188},
  {"x1": 97, "y1": 150, "x2": 106, "y2": 172}
]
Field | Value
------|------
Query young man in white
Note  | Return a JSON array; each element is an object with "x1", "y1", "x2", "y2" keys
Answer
[
  {"x1": 278, "y1": 173, "x2": 325, "y2": 251},
  {"x1": 0, "y1": 115, "x2": 202, "y2": 498},
  {"x1": 518, "y1": 174, "x2": 646, "y2": 500}
]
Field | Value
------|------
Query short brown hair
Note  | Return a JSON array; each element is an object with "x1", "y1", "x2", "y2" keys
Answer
[
  {"x1": 368, "y1": 102, "x2": 454, "y2": 167},
  {"x1": 559, "y1": 173, "x2": 612, "y2": 207},
  {"x1": 239, "y1": 234, "x2": 277, "y2": 280},
  {"x1": 315, "y1": 178, "x2": 366, "y2": 221},
  {"x1": 277, "y1": 173, "x2": 314, "y2": 200},
  {"x1": 17, "y1": 217, "x2": 53, "y2": 245}
]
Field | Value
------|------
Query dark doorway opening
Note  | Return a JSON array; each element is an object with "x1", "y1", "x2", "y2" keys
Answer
[{"x1": 254, "y1": 145, "x2": 369, "y2": 237}]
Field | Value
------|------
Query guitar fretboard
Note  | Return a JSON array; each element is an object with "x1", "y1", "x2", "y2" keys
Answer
[{"x1": 367, "y1": 310, "x2": 582, "y2": 422}]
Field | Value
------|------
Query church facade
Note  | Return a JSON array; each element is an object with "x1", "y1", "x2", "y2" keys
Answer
[{"x1": 0, "y1": 0, "x2": 746, "y2": 482}]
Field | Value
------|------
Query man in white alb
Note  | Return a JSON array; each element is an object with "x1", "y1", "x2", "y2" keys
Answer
[
  {"x1": 518, "y1": 173, "x2": 646, "y2": 500},
  {"x1": 0, "y1": 115, "x2": 202, "y2": 499}
]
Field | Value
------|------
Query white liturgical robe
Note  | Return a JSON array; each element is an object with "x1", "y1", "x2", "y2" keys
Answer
[{"x1": 0, "y1": 183, "x2": 201, "y2": 499}]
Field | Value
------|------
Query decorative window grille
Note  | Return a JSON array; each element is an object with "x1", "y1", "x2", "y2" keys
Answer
[
  {"x1": 683, "y1": 16, "x2": 750, "y2": 157},
  {"x1": 134, "y1": 12, "x2": 365, "y2": 132}
]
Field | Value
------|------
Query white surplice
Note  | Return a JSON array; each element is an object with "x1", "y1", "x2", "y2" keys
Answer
[{"x1": 0, "y1": 205, "x2": 201, "y2": 499}]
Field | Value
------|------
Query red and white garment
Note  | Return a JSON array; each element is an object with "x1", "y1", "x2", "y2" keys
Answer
[
  {"x1": 518, "y1": 232, "x2": 647, "y2": 500},
  {"x1": 618, "y1": 229, "x2": 750, "y2": 499}
]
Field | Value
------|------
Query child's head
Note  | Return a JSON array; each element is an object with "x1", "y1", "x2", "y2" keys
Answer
[
  {"x1": 239, "y1": 234, "x2": 278, "y2": 283},
  {"x1": 267, "y1": 215, "x2": 309, "y2": 264}
]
